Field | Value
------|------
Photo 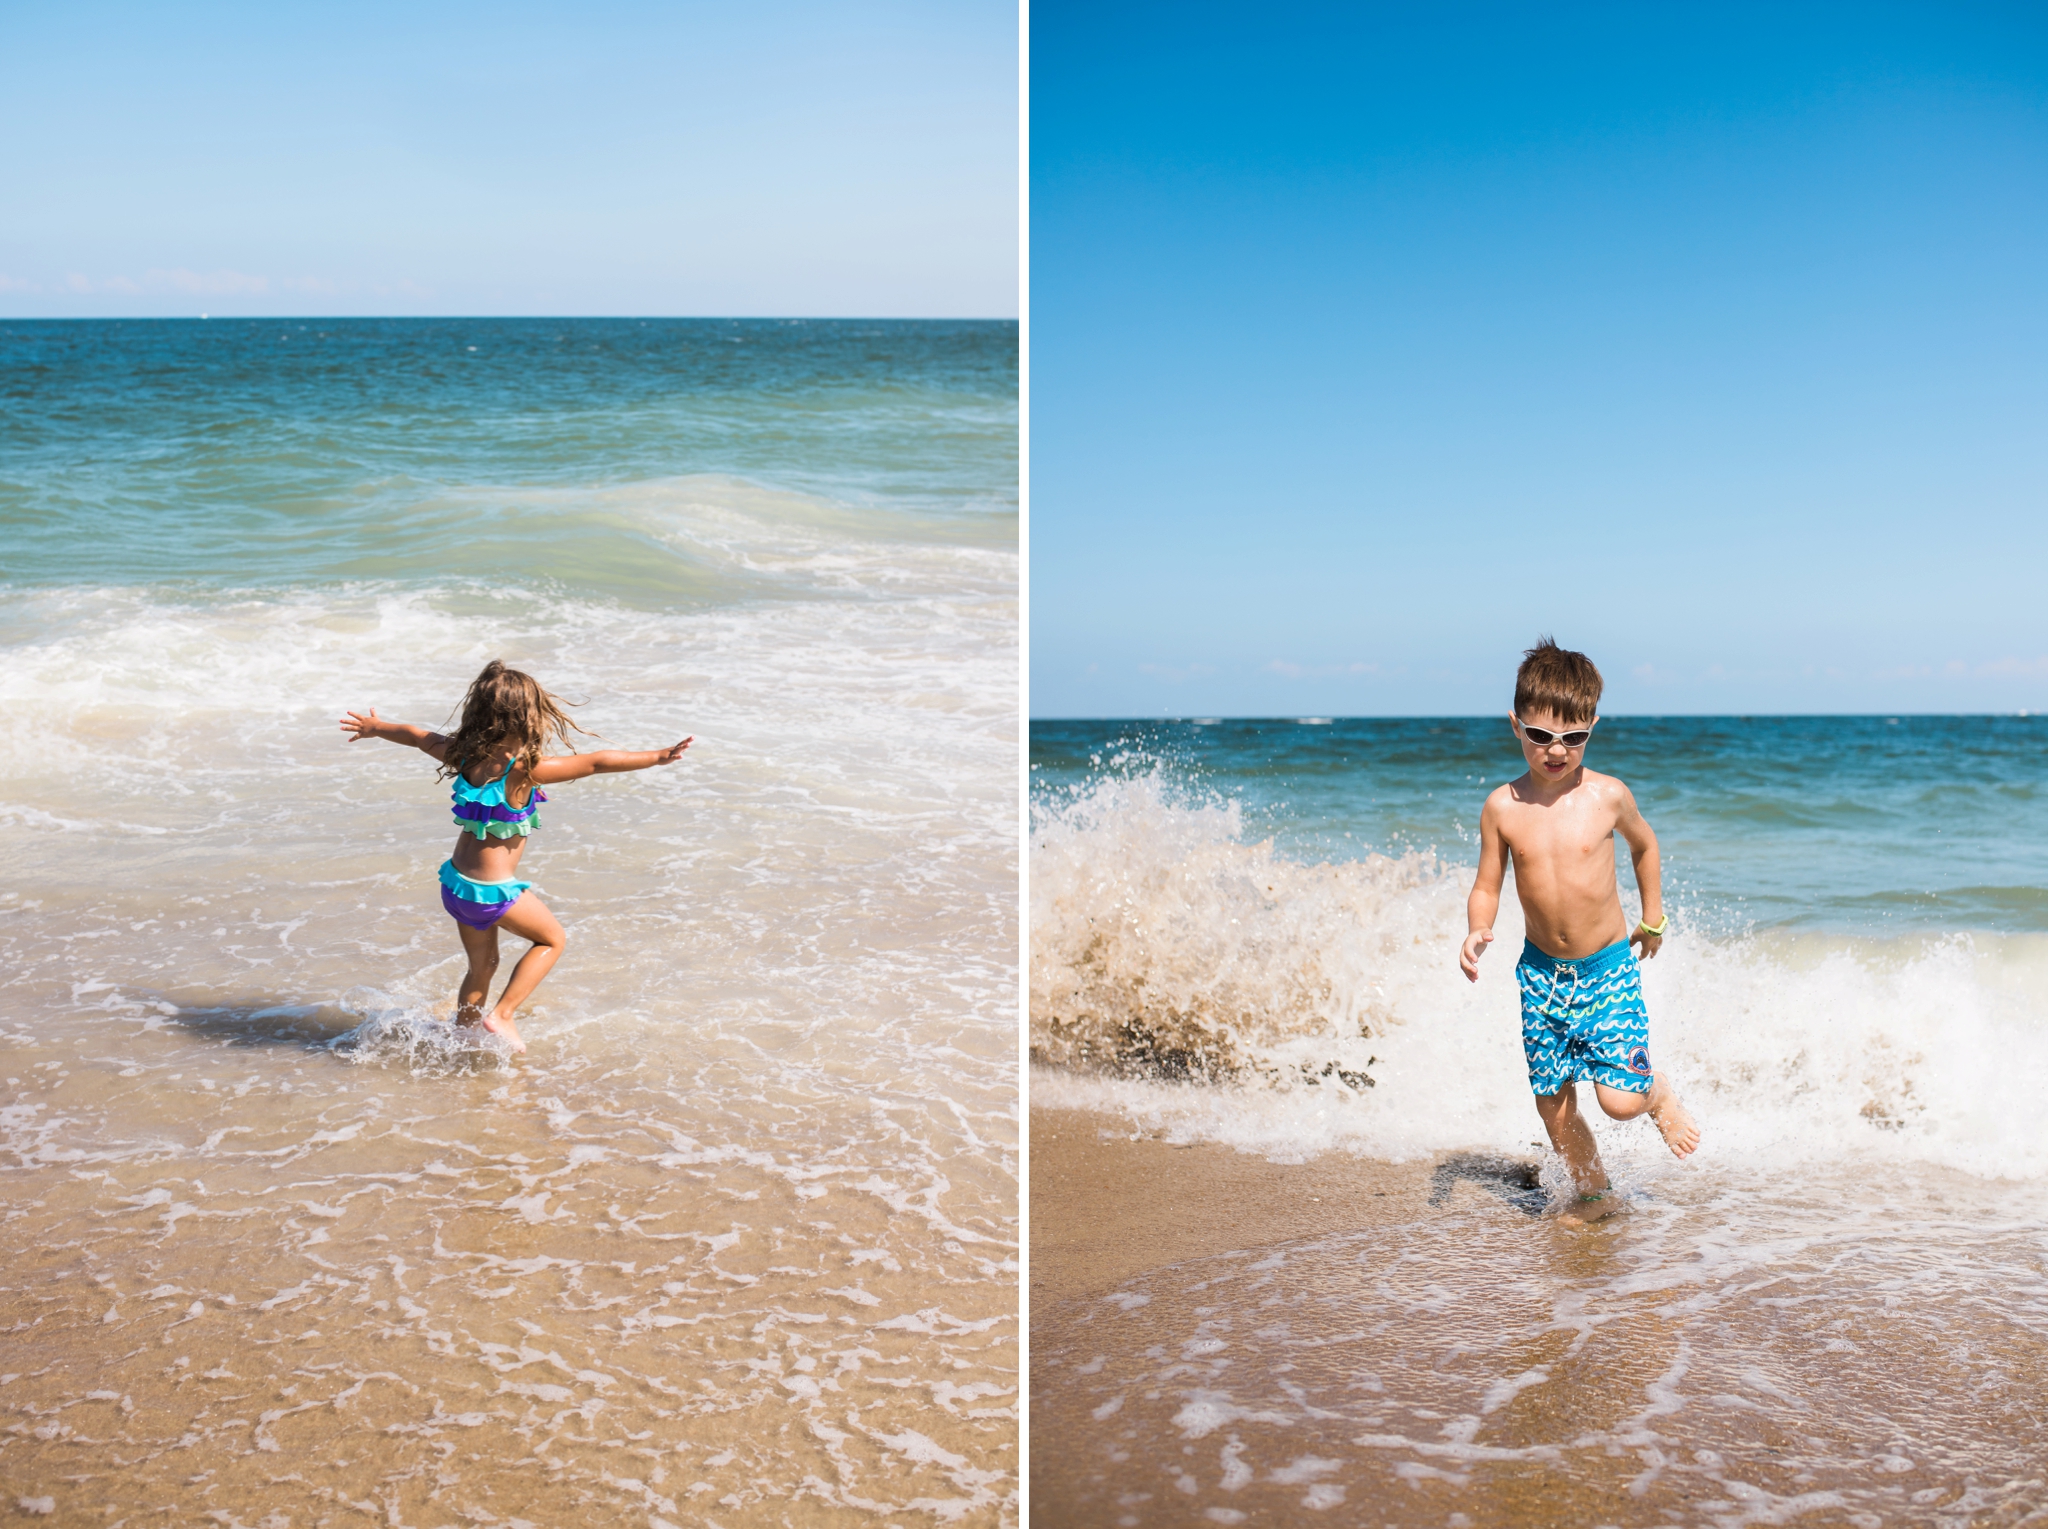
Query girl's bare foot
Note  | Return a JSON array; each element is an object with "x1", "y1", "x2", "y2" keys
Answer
[
  {"x1": 454, "y1": 1004, "x2": 526, "y2": 1053},
  {"x1": 1651, "y1": 1095, "x2": 1699, "y2": 1157},
  {"x1": 479, "y1": 1009, "x2": 527, "y2": 1053}
]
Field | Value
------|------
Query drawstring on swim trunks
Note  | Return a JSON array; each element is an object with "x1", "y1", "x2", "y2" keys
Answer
[{"x1": 1534, "y1": 961, "x2": 1581, "y2": 1023}]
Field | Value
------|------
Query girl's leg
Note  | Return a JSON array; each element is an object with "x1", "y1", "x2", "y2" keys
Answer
[
  {"x1": 453, "y1": 921, "x2": 501, "y2": 1024},
  {"x1": 472, "y1": 894, "x2": 567, "y2": 1053}
]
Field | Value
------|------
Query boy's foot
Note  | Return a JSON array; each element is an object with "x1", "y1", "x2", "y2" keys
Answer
[
  {"x1": 1561, "y1": 1187, "x2": 1622, "y2": 1226},
  {"x1": 1651, "y1": 1094, "x2": 1699, "y2": 1158}
]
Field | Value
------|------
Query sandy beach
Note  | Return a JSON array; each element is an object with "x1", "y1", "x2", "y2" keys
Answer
[
  {"x1": 0, "y1": 321, "x2": 1020, "y2": 1524},
  {"x1": 1029, "y1": 1107, "x2": 1434, "y2": 1310},
  {"x1": 1032, "y1": 1107, "x2": 1449, "y2": 1525},
  {"x1": 1028, "y1": 717, "x2": 2048, "y2": 1525},
  {"x1": 1030, "y1": 1103, "x2": 2048, "y2": 1527}
]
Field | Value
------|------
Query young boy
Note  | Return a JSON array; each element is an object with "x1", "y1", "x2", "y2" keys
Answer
[{"x1": 1459, "y1": 638, "x2": 1699, "y2": 1222}]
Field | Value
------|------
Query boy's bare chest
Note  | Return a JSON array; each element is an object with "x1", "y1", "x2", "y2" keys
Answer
[{"x1": 1500, "y1": 802, "x2": 1616, "y2": 868}]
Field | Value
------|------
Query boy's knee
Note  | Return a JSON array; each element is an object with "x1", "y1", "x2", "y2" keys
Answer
[{"x1": 1594, "y1": 1084, "x2": 1651, "y2": 1120}]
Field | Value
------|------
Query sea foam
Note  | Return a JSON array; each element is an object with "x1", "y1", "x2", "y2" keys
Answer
[{"x1": 1031, "y1": 769, "x2": 2048, "y2": 1178}]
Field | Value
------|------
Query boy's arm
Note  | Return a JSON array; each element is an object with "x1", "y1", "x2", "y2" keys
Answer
[
  {"x1": 340, "y1": 708, "x2": 450, "y2": 764},
  {"x1": 1615, "y1": 783, "x2": 1665, "y2": 959},
  {"x1": 528, "y1": 738, "x2": 692, "y2": 785},
  {"x1": 1460, "y1": 792, "x2": 1508, "y2": 982}
]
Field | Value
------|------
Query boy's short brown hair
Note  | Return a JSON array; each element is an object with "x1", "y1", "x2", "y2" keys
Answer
[{"x1": 1514, "y1": 637, "x2": 1603, "y2": 724}]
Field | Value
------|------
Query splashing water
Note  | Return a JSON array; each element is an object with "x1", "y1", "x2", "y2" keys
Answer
[
  {"x1": 1031, "y1": 747, "x2": 2048, "y2": 1526},
  {"x1": 1, "y1": 320, "x2": 1018, "y2": 1524},
  {"x1": 1032, "y1": 769, "x2": 2048, "y2": 1180},
  {"x1": 329, "y1": 986, "x2": 520, "y2": 1071}
]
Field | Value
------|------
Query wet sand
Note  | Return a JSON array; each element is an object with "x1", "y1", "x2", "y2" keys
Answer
[
  {"x1": 1029, "y1": 1106, "x2": 2048, "y2": 1528},
  {"x1": 1028, "y1": 1107, "x2": 1434, "y2": 1308},
  {"x1": 1031, "y1": 1107, "x2": 1442, "y2": 1526},
  {"x1": 0, "y1": 529, "x2": 1020, "y2": 1523}
]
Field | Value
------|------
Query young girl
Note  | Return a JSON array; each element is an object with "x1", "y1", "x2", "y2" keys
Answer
[{"x1": 340, "y1": 660, "x2": 692, "y2": 1053}]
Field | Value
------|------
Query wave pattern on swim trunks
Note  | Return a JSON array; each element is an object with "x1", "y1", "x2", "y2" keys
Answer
[{"x1": 1517, "y1": 944, "x2": 1653, "y2": 1095}]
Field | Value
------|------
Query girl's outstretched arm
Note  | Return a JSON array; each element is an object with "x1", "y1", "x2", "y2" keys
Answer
[
  {"x1": 339, "y1": 708, "x2": 452, "y2": 764},
  {"x1": 529, "y1": 738, "x2": 692, "y2": 785}
]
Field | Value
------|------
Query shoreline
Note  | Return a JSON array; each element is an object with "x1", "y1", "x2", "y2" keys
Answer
[
  {"x1": 1028, "y1": 1103, "x2": 2048, "y2": 1528},
  {"x1": 1030, "y1": 1106, "x2": 1449, "y2": 1528},
  {"x1": 1028, "y1": 1104, "x2": 1441, "y2": 1309}
]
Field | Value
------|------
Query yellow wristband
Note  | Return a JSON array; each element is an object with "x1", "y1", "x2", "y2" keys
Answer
[{"x1": 1636, "y1": 916, "x2": 1669, "y2": 938}]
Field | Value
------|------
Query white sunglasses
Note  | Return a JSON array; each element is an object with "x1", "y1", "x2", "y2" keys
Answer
[{"x1": 1516, "y1": 717, "x2": 1594, "y2": 748}]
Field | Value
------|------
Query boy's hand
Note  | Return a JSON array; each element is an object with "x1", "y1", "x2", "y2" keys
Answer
[
  {"x1": 656, "y1": 737, "x2": 694, "y2": 765},
  {"x1": 1459, "y1": 928, "x2": 1494, "y2": 982},
  {"x1": 340, "y1": 708, "x2": 382, "y2": 743},
  {"x1": 1631, "y1": 925, "x2": 1664, "y2": 961}
]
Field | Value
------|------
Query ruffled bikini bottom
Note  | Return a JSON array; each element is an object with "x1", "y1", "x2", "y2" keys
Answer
[{"x1": 438, "y1": 859, "x2": 531, "y2": 930}]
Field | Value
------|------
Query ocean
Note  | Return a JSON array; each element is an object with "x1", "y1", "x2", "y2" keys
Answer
[
  {"x1": 0, "y1": 318, "x2": 1019, "y2": 1523},
  {"x1": 1030, "y1": 717, "x2": 2048, "y2": 1524}
]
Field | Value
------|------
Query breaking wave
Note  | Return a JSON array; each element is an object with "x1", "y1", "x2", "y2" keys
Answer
[{"x1": 1030, "y1": 770, "x2": 2048, "y2": 1178}]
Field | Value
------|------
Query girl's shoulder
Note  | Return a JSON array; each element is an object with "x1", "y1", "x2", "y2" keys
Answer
[
  {"x1": 504, "y1": 755, "x2": 544, "y2": 806},
  {"x1": 453, "y1": 754, "x2": 515, "y2": 790}
]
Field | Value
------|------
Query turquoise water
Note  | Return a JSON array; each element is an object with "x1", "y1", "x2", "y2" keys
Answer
[
  {"x1": 0, "y1": 319, "x2": 1018, "y2": 1521},
  {"x1": 3, "y1": 317, "x2": 1014, "y2": 598},
  {"x1": 1031, "y1": 715, "x2": 2048, "y2": 935}
]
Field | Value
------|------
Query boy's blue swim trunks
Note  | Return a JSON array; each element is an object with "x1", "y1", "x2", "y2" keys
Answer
[{"x1": 1517, "y1": 937, "x2": 1655, "y2": 1096}]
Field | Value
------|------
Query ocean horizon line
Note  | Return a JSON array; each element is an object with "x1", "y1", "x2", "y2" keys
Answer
[
  {"x1": 0, "y1": 312, "x2": 1021, "y2": 325},
  {"x1": 1031, "y1": 709, "x2": 2039, "y2": 723}
]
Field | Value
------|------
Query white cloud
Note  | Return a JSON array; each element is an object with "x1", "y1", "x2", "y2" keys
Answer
[
  {"x1": 1263, "y1": 658, "x2": 1386, "y2": 680},
  {"x1": 1871, "y1": 655, "x2": 2048, "y2": 682},
  {"x1": 10, "y1": 269, "x2": 433, "y2": 302},
  {"x1": 1137, "y1": 662, "x2": 1218, "y2": 684},
  {"x1": 143, "y1": 268, "x2": 271, "y2": 295},
  {"x1": 1975, "y1": 655, "x2": 2048, "y2": 677}
]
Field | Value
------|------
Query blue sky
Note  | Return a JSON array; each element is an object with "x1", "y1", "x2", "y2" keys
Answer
[
  {"x1": 0, "y1": 1, "x2": 1017, "y2": 318},
  {"x1": 1031, "y1": 2, "x2": 2048, "y2": 716}
]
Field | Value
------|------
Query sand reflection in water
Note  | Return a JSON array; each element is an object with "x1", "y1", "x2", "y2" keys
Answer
[
  {"x1": 1033, "y1": 1167, "x2": 2048, "y2": 1526},
  {"x1": 1, "y1": 989, "x2": 1014, "y2": 1522},
  {"x1": 0, "y1": 549, "x2": 1019, "y2": 1522}
]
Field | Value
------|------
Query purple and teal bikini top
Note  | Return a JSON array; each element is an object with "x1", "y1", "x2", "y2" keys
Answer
[{"x1": 452, "y1": 757, "x2": 546, "y2": 841}]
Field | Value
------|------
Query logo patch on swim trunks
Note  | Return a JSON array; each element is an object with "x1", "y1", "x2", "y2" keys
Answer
[{"x1": 1627, "y1": 1046, "x2": 1653, "y2": 1075}]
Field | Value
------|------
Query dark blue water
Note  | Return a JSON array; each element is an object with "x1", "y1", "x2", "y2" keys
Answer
[{"x1": 1031, "y1": 715, "x2": 2048, "y2": 934}]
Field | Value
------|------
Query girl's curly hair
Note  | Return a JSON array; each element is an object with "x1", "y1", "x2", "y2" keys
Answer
[{"x1": 437, "y1": 660, "x2": 596, "y2": 783}]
